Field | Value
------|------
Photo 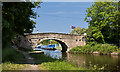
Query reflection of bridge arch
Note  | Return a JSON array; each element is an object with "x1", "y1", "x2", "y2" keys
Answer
[{"x1": 37, "y1": 38, "x2": 68, "y2": 52}]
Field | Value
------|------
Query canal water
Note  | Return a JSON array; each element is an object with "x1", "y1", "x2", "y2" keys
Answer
[{"x1": 35, "y1": 48, "x2": 120, "y2": 70}]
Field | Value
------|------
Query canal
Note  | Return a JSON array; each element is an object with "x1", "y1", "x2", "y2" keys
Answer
[{"x1": 35, "y1": 48, "x2": 120, "y2": 70}]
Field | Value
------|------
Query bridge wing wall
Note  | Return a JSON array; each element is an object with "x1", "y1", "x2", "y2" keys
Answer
[{"x1": 12, "y1": 35, "x2": 32, "y2": 49}]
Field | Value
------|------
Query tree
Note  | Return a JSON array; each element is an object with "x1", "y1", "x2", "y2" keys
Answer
[
  {"x1": 39, "y1": 39, "x2": 58, "y2": 45},
  {"x1": 85, "y1": 1, "x2": 120, "y2": 45},
  {"x1": 50, "y1": 40, "x2": 58, "y2": 45},
  {"x1": 2, "y1": 2, "x2": 41, "y2": 48},
  {"x1": 70, "y1": 27, "x2": 87, "y2": 35}
]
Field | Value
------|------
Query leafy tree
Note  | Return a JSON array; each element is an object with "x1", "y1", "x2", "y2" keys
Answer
[
  {"x1": 70, "y1": 27, "x2": 87, "y2": 35},
  {"x1": 2, "y1": 2, "x2": 41, "y2": 48},
  {"x1": 40, "y1": 40, "x2": 50, "y2": 45},
  {"x1": 50, "y1": 40, "x2": 58, "y2": 45},
  {"x1": 85, "y1": 1, "x2": 120, "y2": 45},
  {"x1": 39, "y1": 39, "x2": 58, "y2": 45},
  {"x1": 85, "y1": 26, "x2": 95, "y2": 43}
]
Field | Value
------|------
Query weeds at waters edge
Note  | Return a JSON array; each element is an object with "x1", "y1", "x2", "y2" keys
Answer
[{"x1": 88, "y1": 62, "x2": 106, "y2": 70}]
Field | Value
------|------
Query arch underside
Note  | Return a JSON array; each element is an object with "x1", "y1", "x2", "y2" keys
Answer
[{"x1": 38, "y1": 39, "x2": 68, "y2": 52}]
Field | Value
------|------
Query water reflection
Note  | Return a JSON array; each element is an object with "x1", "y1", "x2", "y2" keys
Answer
[
  {"x1": 66, "y1": 53, "x2": 86, "y2": 67},
  {"x1": 35, "y1": 48, "x2": 62, "y2": 59},
  {"x1": 35, "y1": 48, "x2": 120, "y2": 70}
]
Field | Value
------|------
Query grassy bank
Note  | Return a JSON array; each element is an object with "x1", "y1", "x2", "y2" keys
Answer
[
  {"x1": 69, "y1": 43, "x2": 119, "y2": 55},
  {"x1": 2, "y1": 46, "x2": 29, "y2": 70},
  {"x1": 30, "y1": 54, "x2": 87, "y2": 70},
  {"x1": 2, "y1": 62, "x2": 30, "y2": 70},
  {"x1": 42, "y1": 60, "x2": 87, "y2": 70},
  {"x1": 30, "y1": 54, "x2": 106, "y2": 70},
  {"x1": 30, "y1": 54, "x2": 57, "y2": 64},
  {"x1": 2, "y1": 47, "x2": 27, "y2": 63},
  {"x1": 2, "y1": 46, "x2": 107, "y2": 70}
]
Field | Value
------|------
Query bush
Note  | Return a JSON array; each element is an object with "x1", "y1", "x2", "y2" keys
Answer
[
  {"x1": 69, "y1": 43, "x2": 119, "y2": 55},
  {"x1": 87, "y1": 42, "x2": 98, "y2": 46},
  {"x1": 98, "y1": 44, "x2": 118, "y2": 54}
]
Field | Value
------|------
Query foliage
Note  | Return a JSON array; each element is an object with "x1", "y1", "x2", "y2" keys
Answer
[
  {"x1": 31, "y1": 52, "x2": 106, "y2": 70},
  {"x1": 85, "y1": 1, "x2": 120, "y2": 45},
  {"x1": 2, "y1": 62, "x2": 29, "y2": 70},
  {"x1": 42, "y1": 60, "x2": 87, "y2": 70},
  {"x1": 50, "y1": 40, "x2": 58, "y2": 44},
  {"x1": 55, "y1": 47, "x2": 62, "y2": 50},
  {"x1": 86, "y1": 27, "x2": 99, "y2": 44},
  {"x1": 70, "y1": 27, "x2": 87, "y2": 35},
  {"x1": 30, "y1": 54, "x2": 87, "y2": 70},
  {"x1": 30, "y1": 54, "x2": 57, "y2": 64},
  {"x1": 69, "y1": 44, "x2": 119, "y2": 54},
  {"x1": 2, "y1": 2, "x2": 41, "y2": 49},
  {"x1": 2, "y1": 47, "x2": 26, "y2": 63},
  {"x1": 39, "y1": 39, "x2": 58, "y2": 45},
  {"x1": 39, "y1": 39, "x2": 50, "y2": 45},
  {"x1": 89, "y1": 63, "x2": 106, "y2": 70}
]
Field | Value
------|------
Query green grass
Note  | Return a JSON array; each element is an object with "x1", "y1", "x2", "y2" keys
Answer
[
  {"x1": 30, "y1": 54, "x2": 87, "y2": 70},
  {"x1": 69, "y1": 43, "x2": 119, "y2": 55},
  {"x1": 0, "y1": 64, "x2": 2, "y2": 72},
  {"x1": 30, "y1": 53, "x2": 105, "y2": 70},
  {"x1": 2, "y1": 62, "x2": 30, "y2": 70},
  {"x1": 42, "y1": 60, "x2": 87, "y2": 70},
  {"x1": 2, "y1": 46, "x2": 28, "y2": 70},
  {"x1": 30, "y1": 54, "x2": 57, "y2": 64},
  {"x1": 2, "y1": 47, "x2": 27, "y2": 63}
]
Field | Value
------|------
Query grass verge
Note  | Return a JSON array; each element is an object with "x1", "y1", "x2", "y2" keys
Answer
[
  {"x1": 2, "y1": 46, "x2": 29, "y2": 70},
  {"x1": 30, "y1": 54, "x2": 87, "y2": 70},
  {"x1": 41, "y1": 60, "x2": 87, "y2": 70},
  {"x1": 2, "y1": 62, "x2": 30, "y2": 70},
  {"x1": 2, "y1": 47, "x2": 27, "y2": 63}
]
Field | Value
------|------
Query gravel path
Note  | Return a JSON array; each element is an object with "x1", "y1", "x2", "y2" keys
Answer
[{"x1": 13, "y1": 46, "x2": 39, "y2": 70}]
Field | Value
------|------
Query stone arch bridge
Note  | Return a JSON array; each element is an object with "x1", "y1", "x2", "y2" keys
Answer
[{"x1": 16, "y1": 33, "x2": 86, "y2": 52}]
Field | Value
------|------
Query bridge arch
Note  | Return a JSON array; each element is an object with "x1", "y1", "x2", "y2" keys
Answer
[
  {"x1": 16, "y1": 33, "x2": 86, "y2": 52},
  {"x1": 36, "y1": 38, "x2": 68, "y2": 52}
]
